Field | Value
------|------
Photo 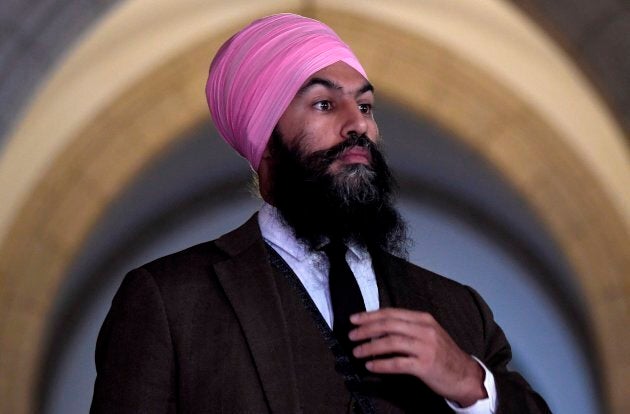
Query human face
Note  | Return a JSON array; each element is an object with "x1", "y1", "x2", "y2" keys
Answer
[
  {"x1": 275, "y1": 61, "x2": 379, "y2": 174},
  {"x1": 265, "y1": 128, "x2": 407, "y2": 254}
]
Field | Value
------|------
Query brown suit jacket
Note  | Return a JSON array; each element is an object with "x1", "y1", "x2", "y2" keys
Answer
[{"x1": 90, "y1": 214, "x2": 550, "y2": 413}]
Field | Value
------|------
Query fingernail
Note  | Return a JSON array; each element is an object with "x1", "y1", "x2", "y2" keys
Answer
[
  {"x1": 350, "y1": 314, "x2": 360, "y2": 322},
  {"x1": 365, "y1": 361, "x2": 373, "y2": 370}
]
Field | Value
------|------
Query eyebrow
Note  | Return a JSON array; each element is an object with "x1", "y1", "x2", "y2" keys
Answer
[{"x1": 297, "y1": 77, "x2": 375, "y2": 96}]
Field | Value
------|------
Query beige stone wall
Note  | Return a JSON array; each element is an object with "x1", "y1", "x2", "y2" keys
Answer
[{"x1": 0, "y1": 1, "x2": 627, "y2": 413}]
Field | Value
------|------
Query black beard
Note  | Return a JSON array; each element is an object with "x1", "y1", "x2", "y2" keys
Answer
[{"x1": 266, "y1": 129, "x2": 408, "y2": 257}]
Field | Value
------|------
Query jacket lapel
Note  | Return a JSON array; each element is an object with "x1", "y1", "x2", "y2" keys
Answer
[
  {"x1": 372, "y1": 250, "x2": 438, "y2": 315},
  {"x1": 213, "y1": 214, "x2": 301, "y2": 414}
]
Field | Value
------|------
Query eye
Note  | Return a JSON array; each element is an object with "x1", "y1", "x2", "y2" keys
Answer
[
  {"x1": 358, "y1": 103, "x2": 372, "y2": 114},
  {"x1": 313, "y1": 100, "x2": 332, "y2": 111}
]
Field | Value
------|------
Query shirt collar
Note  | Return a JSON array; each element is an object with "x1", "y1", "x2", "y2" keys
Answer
[
  {"x1": 258, "y1": 202, "x2": 369, "y2": 262},
  {"x1": 258, "y1": 202, "x2": 311, "y2": 262}
]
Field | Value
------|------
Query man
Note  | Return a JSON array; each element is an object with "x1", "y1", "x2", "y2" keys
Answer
[{"x1": 90, "y1": 13, "x2": 551, "y2": 413}]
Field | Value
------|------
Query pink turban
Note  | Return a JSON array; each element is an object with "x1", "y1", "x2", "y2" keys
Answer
[{"x1": 205, "y1": 13, "x2": 367, "y2": 170}]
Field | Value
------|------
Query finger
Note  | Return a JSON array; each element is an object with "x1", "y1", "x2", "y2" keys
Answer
[
  {"x1": 364, "y1": 356, "x2": 420, "y2": 376},
  {"x1": 350, "y1": 308, "x2": 435, "y2": 325},
  {"x1": 352, "y1": 334, "x2": 422, "y2": 359},
  {"x1": 348, "y1": 318, "x2": 421, "y2": 342}
]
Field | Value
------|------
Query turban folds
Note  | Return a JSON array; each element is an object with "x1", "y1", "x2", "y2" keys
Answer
[{"x1": 205, "y1": 13, "x2": 367, "y2": 170}]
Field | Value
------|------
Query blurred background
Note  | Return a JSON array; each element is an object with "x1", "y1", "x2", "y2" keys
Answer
[{"x1": 0, "y1": 1, "x2": 628, "y2": 413}]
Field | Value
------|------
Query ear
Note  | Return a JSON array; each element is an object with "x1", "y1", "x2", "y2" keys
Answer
[{"x1": 257, "y1": 144, "x2": 274, "y2": 204}]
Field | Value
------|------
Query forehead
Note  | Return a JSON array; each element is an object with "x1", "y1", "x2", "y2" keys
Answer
[{"x1": 298, "y1": 61, "x2": 372, "y2": 94}]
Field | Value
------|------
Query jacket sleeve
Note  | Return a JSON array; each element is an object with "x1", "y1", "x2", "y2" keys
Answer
[
  {"x1": 466, "y1": 287, "x2": 552, "y2": 414},
  {"x1": 90, "y1": 268, "x2": 177, "y2": 414}
]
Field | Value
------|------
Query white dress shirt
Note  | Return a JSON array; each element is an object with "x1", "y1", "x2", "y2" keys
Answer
[{"x1": 258, "y1": 202, "x2": 496, "y2": 413}]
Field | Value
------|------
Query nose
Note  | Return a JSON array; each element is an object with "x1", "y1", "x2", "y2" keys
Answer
[{"x1": 340, "y1": 102, "x2": 369, "y2": 140}]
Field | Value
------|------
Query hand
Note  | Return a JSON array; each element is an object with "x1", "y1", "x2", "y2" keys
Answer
[{"x1": 349, "y1": 308, "x2": 487, "y2": 407}]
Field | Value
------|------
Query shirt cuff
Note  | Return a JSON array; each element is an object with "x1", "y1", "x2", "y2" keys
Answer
[{"x1": 445, "y1": 356, "x2": 497, "y2": 413}]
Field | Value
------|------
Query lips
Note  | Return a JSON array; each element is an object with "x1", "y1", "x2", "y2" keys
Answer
[{"x1": 339, "y1": 146, "x2": 372, "y2": 165}]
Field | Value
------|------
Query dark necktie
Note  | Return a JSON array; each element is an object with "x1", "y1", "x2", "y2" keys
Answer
[{"x1": 322, "y1": 240, "x2": 366, "y2": 360}]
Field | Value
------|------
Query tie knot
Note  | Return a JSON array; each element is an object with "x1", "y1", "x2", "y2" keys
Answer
[{"x1": 321, "y1": 240, "x2": 348, "y2": 262}]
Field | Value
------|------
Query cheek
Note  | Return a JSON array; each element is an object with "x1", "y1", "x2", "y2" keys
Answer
[
  {"x1": 299, "y1": 123, "x2": 338, "y2": 152},
  {"x1": 276, "y1": 104, "x2": 308, "y2": 142},
  {"x1": 369, "y1": 120, "x2": 379, "y2": 141}
]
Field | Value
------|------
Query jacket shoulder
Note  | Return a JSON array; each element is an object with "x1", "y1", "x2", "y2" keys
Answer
[
  {"x1": 141, "y1": 240, "x2": 225, "y2": 278},
  {"x1": 135, "y1": 213, "x2": 262, "y2": 287}
]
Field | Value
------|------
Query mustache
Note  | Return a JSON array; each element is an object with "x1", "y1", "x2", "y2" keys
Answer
[{"x1": 313, "y1": 133, "x2": 377, "y2": 165}]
